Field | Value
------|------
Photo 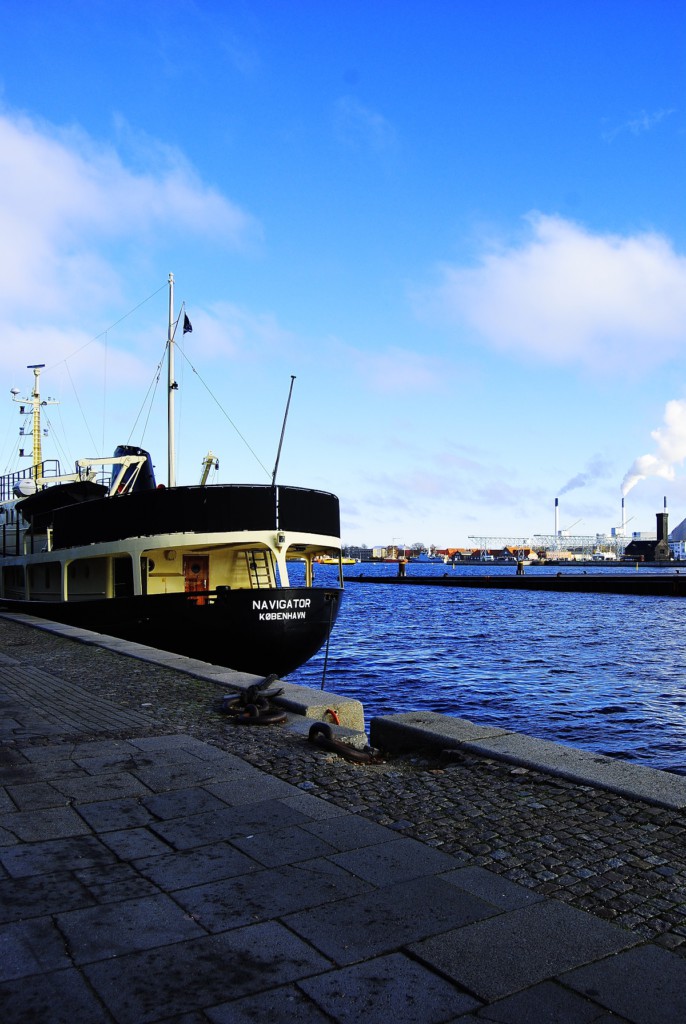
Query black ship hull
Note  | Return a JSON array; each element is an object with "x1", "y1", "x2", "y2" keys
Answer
[{"x1": 1, "y1": 586, "x2": 342, "y2": 677}]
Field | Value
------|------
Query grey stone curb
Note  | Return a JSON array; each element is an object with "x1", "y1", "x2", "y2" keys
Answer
[{"x1": 370, "y1": 712, "x2": 686, "y2": 811}]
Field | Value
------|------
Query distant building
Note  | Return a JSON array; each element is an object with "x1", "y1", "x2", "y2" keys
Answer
[{"x1": 623, "y1": 511, "x2": 671, "y2": 562}]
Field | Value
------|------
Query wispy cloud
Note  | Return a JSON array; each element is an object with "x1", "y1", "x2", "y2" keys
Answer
[
  {"x1": 416, "y1": 213, "x2": 686, "y2": 371},
  {"x1": 336, "y1": 341, "x2": 446, "y2": 394},
  {"x1": 334, "y1": 96, "x2": 397, "y2": 152},
  {"x1": 603, "y1": 107, "x2": 676, "y2": 142}
]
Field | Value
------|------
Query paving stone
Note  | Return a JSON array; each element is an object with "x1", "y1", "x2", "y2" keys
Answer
[
  {"x1": 0, "y1": 967, "x2": 112, "y2": 1024},
  {"x1": 134, "y1": 841, "x2": 261, "y2": 890},
  {"x1": 0, "y1": 833, "x2": 116, "y2": 879},
  {"x1": 409, "y1": 899, "x2": 639, "y2": 1001},
  {"x1": 83, "y1": 922, "x2": 331, "y2": 1024},
  {"x1": 149, "y1": 798, "x2": 310, "y2": 850},
  {"x1": 230, "y1": 823, "x2": 340, "y2": 867},
  {"x1": 99, "y1": 824, "x2": 175, "y2": 860},
  {"x1": 278, "y1": 791, "x2": 349, "y2": 821},
  {"x1": 206, "y1": 774, "x2": 302, "y2": 805},
  {"x1": 299, "y1": 951, "x2": 482, "y2": 1023},
  {"x1": 142, "y1": 785, "x2": 230, "y2": 819},
  {"x1": 57, "y1": 893, "x2": 207, "y2": 963},
  {"x1": 328, "y1": 835, "x2": 461, "y2": 885},
  {"x1": 206, "y1": 984, "x2": 333, "y2": 1023},
  {"x1": 302, "y1": 813, "x2": 401, "y2": 850},
  {"x1": 440, "y1": 865, "x2": 546, "y2": 910},
  {"x1": 172, "y1": 857, "x2": 372, "y2": 931},
  {"x1": 0, "y1": 916, "x2": 73, "y2": 980},
  {"x1": 0, "y1": 870, "x2": 95, "y2": 924},
  {"x1": 473, "y1": 979, "x2": 630, "y2": 1023},
  {"x1": 561, "y1": 942, "x2": 686, "y2": 1023},
  {"x1": 51, "y1": 769, "x2": 153, "y2": 803},
  {"x1": 1, "y1": 804, "x2": 92, "y2": 841},
  {"x1": 74, "y1": 795, "x2": 156, "y2": 832},
  {"x1": 5, "y1": 781, "x2": 70, "y2": 810},
  {"x1": 75, "y1": 861, "x2": 160, "y2": 903},
  {"x1": 285, "y1": 874, "x2": 498, "y2": 965}
]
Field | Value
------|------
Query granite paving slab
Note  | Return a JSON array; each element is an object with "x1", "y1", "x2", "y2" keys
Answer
[
  {"x1": 133, "y1": 841, "x2": 261, "y2": 890},
  {"x1": 205, "y1": 984, "x2": 334, "y2": 1024},
  {"x1": 329, "y1": 835, "x2": 461, "y2": 885},
  {"x1": 561, "y1": 943, "x2": 686, "y2": 1023},
  {"x1": 149, "y1": 797, "x2": 311, "y2": 850},
  {"x1": 284, "y1": 874, "x2": 499, "y2": 965},
  {"x1": 1, "y1": 804, "x2": 93, "y2": 842},
  {"x1": 0, "y1": 916, "x2": 74, "y2": 981},
  {"x1": 0, "y1": 967, "x2": 112, "y2": 1024},
  {"x1": 141, "y1": 785, "x2": 231, "y2": 819},
  {"x1": 230, "y1": 823, "x2": 340, "y2": 867},
  {"x1": 75, "y1": 861, "x2": 160, "y2": 903},
  {"x1": 409, "y1": 899, "x2": 639, "y2": 1001},
  {"x1": 440, "y1": 865, "x2": 546, "y2": 911},
  {"x1": 0, "y1": 833, "x2": 116, "y2": 878},
  {"x1": 0, "y1": 870, "x2": 96, "y2": 924},
  {"x1": 471, "y1": 979, "x2": 633, "y2": 1024},
  {"x1": 205, "y1": 773, "x2": 304, "y2": 805},
  {"x1": 172, "y1": 857, "x2": 373, "y2": 931},
  {"x1": 57, "y1": 892, "x2": 207, "y2": 963},
  {"x1": 99, "y1": 824, "x2": 175, "y2": 860},
  {"x1": 51, "y1": 769, "x2": 154, "y2": 803},
  {"x1": 74, "y1": 795, "x2": 157, "y2": 832},
  {"x1": 301, "y1": 813, "x2": 404, "y2": 850},
  {"x1": 298, "y1": 951, "x2": 482, "y2": 1023},
  {"x1": 82, "y1": 921, "x2": 332, "y2": 1024},
  {"x1": 5, "y1": 780, "x2": 75, "y2": 810}
]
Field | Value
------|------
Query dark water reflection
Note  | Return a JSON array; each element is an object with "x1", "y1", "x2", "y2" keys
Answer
[{"x1": 288, "y1": 562, "x2": 686, "y2": 774}]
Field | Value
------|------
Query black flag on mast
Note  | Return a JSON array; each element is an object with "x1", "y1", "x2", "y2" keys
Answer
[{"x1": 183, "y1": 313, "x2": 193, "y2": 334}]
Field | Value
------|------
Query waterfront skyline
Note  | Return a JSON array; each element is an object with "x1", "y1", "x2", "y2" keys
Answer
[{"x1": 0, "y1": 2, "x2": 684, "y2": 547}]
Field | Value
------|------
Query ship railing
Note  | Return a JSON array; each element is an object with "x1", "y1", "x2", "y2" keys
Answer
[{"x1": 0, "y1": 460, "x2": 63, "y2": 502}]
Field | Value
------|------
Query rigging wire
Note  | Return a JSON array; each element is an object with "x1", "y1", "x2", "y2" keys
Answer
[{"x1": 173, "y1": 341, "x2": 271, "y2": 479}]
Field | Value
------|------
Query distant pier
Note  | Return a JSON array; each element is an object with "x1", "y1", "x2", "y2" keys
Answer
[{"x1": 344, "y1": 572, "x2": 686, "y2": 597}]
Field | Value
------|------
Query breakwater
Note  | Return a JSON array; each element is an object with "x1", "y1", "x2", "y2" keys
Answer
[{"x1": 345, "y1": 569, "x2": 686, "y2": 597}]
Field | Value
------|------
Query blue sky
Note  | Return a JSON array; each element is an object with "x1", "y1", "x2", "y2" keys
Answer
[{"x1": 0, "y1": 1, "x2": 684, "y2": 548}]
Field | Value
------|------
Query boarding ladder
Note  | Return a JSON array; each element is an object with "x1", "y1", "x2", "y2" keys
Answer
[{"x1": 244, "y1": 549, "x2": 272, "y2": 589}]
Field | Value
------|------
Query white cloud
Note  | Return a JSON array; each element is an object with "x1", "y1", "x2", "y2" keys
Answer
[
  {"x1": 622, "y1": 398, "x2": 686, "y2": 496},
  {"x1": 0, "y1": 109, "x2": 258, "y2": 321},
  {"x1": 418, "y1": 213, "x2": 686, "y2": 371}
]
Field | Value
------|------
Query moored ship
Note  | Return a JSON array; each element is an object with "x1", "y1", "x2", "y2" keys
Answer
[{"x1": 0, "y1": 279, "x2": 343, "y2": 676}]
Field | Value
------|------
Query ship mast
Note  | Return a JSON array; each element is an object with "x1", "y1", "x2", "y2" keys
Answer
[
  {"x1": 167, "y1": 272, "x2": 176, "y2": 487},
  {"x1": 28, "y1": 364, "x2": 45, "y2": 477}
]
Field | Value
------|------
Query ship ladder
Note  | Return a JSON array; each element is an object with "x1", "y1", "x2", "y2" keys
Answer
[{"x1": 245, "y1": 549, "x2": 272, "y2": 589}]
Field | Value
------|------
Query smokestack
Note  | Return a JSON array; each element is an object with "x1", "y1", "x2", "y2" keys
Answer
[
  {"x1": 621, "y1": 497, "x2": 626, "y2": 535},
  {"x1": 657, "y1": 508, "x2": 669, "y2": 543},
  {"x1": 554, "y1": 497, "x2": 559, "y2": 537}
]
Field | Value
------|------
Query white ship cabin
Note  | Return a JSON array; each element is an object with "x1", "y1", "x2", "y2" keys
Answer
[{"x1": 0, "y1": 448, "x2": 342, "y2": 604}]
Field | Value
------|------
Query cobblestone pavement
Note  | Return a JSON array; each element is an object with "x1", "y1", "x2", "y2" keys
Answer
[{"x1": 3, "y1": 616, "x2": 686, "y2": 954}]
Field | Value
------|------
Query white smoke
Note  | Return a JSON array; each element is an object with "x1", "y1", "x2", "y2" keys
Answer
[{"x1": 622, "y1": 399, "x2": 686, "y2": 496}]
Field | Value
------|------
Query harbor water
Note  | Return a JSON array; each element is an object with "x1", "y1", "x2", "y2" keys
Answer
[{"x1": 288, "y1": 561, "x2": 686, "y2": 775}]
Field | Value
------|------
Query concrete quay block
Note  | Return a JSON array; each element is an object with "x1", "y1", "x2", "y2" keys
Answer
[
  {"x1": 275, "y1": 683, "x2": 365, "y2": 733},
  {"x1": 284, "y1": 715, "x2": 369, "y2": 750},
  {"x1": 462, "y1": 732, "x2": 686, "y2": 810},
  {"x1": 370, "y1": 712, "x2": 511, "y2": 754},
  {"x1": 370, "y1": 711, "x2": 686, "y2": 811}
]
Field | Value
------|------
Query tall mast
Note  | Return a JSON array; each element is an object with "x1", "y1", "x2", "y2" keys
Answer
[
  {"x1": 29, "y1": 364, "x2": 45, "y2": 477},
  {"x1": 167, "y1": 272, "x2": 176, "y2": 487}
]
